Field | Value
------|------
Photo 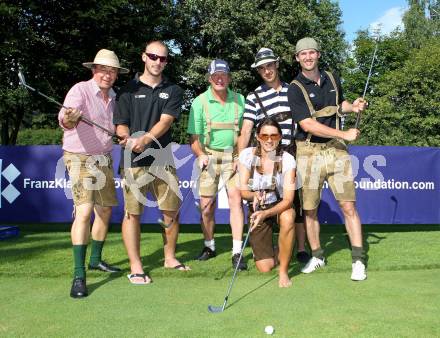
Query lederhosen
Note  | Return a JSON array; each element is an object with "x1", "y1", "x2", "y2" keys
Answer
[
  {"x1": 247, "y1": 149, "x2": 282, "y2": 216},
  {"x1": 200, "y1": 92, "x2": 240, "y2": 157},
  {"x1": 292, "y1": 72, "x2": 354, "y2": 209},
  {"x1": 247, "y1": 150, "x2": 282, "y2": 260},
  {"x1": 253, "y1": 91, "x2": 303, "y2": 222},
  {"x1": 198, "y1": 93, "x2": 240, "y2": 197},
  {"x1": 291, "y1": 71, "x2": 344, "y2": 146}
]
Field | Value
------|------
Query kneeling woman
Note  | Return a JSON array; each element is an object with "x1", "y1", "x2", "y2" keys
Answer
[{"x1": 239, "y1": 118, "x2": 296, "y2": 287}]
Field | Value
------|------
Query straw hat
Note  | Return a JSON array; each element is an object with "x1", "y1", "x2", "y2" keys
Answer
[{"x1": 82, "y1": 49, "x2": 129, "y2": 74}]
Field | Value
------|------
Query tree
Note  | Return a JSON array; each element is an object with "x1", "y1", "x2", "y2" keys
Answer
[
  {"x1": 403, "y1": 0, "x2": 433, "y2": 48},
  {"x1": 1, "y1": 0, "x2": 175, "y2": 144},
  {"x1": 173, "y1": 0, "x2": 345, "y2": 96},
  {"x1": 342, "y1": 0, "x2": 440, "y2": 146},
  {"x1": 2, "y1": 0, "x2": 348, "y2": 145},
  {"x1": 170, "y1": 0, "x2": 346, "y2": 142},
  {"x1": 341, "y1": 30, "x2": 411, "y2": 133},
  {"x1": 360, "y1": 38, "x2": 440, "y2": 146}
]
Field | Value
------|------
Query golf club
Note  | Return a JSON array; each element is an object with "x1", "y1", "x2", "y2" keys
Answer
[
  {"x1": 208, "y1": 197, "x2": 261, "y2": 313},
  {"x1": 355, "y1": 32, "x2": 380, "y2": 129},
  {"x1": 17, "y1": 69, "x2": 123, "y2": 140},
  {"x1": 157, "y1": 164, "x2": 207, "y2": 229},
  {"x1": 195, "y1": 170, "x2": 237, "y2": 215}
]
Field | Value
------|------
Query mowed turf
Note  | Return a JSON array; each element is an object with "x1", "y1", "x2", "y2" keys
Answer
[{"x1": 0, "y1": 224, "x2": 439, "y2": 337}]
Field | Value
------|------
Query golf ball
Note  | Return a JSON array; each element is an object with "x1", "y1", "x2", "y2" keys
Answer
[{"x1": 264, "y1": 325, "x2": 274, "y2": 335}]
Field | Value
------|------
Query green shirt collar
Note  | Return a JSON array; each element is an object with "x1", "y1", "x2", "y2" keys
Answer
[{"x1": 205, "y1": 86, "x2": 234, "y2": 103}]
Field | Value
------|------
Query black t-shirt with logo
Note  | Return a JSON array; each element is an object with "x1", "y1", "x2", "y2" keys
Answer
[
  {"x1": 287, "y1": 70, "x2": 344, "y2": 143},
  {"x1": 114, "y1": 73, "x2": 183, "y2": 167}
]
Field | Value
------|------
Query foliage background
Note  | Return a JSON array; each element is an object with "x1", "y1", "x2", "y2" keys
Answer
[{"x1": 1, "y1": 0, "x2": 439, "y2": 146}]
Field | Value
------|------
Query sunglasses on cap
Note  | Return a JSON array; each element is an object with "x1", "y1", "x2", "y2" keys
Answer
[
  {"x1": 256, "y1": 50, "x2": 275, "y2": 59},
  {"x1": 145, "y1": 52, "x2": 168, "y2": 63},
  {"x1": 259, "y1": 133, "x2": 282, "y2": 141}
]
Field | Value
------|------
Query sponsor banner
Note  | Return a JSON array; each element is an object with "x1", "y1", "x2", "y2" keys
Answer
[{"x1": 0, "y1": 145, "x2": 438, "y2": 224}]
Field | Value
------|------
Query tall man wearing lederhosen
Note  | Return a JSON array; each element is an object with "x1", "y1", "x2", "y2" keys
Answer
[{"x1": 287, "y1": 37, "x2": 368, "y2": 281}]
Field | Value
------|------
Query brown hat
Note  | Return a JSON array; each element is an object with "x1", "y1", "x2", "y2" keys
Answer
[{"x1": 82, "y1": 49, "x2": 129, "y2": 74}]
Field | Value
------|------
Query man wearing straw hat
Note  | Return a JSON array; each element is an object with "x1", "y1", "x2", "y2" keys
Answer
[{"x1": 58, "y1": 49, "x2": 129, "y2": 298}]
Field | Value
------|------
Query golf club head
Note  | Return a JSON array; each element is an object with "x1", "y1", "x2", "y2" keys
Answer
[
  {"x1": 371, "y1": 24, "x2": 382, "y2": 41},
  {"x1": 18, "y1": 70, "x2": 27, "y2": 87},
  {"x1": 157, "y1": 218, "x2": 171, "y2": 229},
  {"x1": 208, "y1": 305, "x2": 224, "y2": 313}
]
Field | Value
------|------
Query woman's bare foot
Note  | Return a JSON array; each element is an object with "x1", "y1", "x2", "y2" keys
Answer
[{"x1": 278, "y1": 272, "x2": 292, "y2": 288}]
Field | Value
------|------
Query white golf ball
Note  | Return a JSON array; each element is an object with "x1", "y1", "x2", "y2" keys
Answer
[{"x1": 264, "y1": 325, "x2": 274, "y2": 335}]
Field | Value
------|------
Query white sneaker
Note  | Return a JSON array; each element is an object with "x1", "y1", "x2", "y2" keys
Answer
[
  {"x1": 351, "y1": 260, "x2": 367, "y2": 281},
  {"x1": 301, "y1": 256, "x2": 326, "y2": 274}
]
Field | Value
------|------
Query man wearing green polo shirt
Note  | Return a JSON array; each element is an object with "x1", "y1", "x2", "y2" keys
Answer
[{"x1": 187, "y1": 59, "x2": 247, "y2": 270}]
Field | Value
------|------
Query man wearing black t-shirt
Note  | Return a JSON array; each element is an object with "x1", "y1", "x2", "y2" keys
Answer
[
  {"x1": 287, "y1": 37, "x2": 368, "y2": 281},
  {"x1": 114, "y1": 40, "x2": 189, "y2": 285}
]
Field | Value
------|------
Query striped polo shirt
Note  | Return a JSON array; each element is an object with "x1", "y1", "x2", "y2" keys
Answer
[{"x1": 244, "y1": 82, "x2": 296, "y2": 145}]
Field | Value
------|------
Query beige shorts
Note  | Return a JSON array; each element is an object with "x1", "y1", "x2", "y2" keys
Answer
[
  {"x1": 296, "y1": 139, "x2": 356, "y2": 210},
  {"x1": 122, "y1": 166, "x2": 181, "y2": 215},
  {"x1": 63, "y1": 151, "x2": 118, "y2": 207},
  {"x1": 199, "y1": 148, "x2": 239, "y2": 197}
]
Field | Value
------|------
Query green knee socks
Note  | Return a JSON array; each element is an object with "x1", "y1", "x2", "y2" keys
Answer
[
  {"x1": 89, "y1": 240, "x2": 104, "y2": 267},
  {"x1": 73, "y1": 245, "x2": 87, "y2": 278}
]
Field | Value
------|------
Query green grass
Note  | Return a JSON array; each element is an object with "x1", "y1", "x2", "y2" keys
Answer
[{"x1": 0, "y1": 224, "x2": 439, "y2": 337}]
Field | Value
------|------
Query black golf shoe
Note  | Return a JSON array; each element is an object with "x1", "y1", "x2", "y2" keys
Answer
[
  {"x1": 232, "y1": 253, "x2": 247, "y2": 271},
  {"x1": 88, "y1": 261, "x2": 121, "y2": 273},
  {"x1": 197, "y1": 247, "x2": 216, "y2": 261},
  {"x1": 70, "y1": 277, "x2": 88, "y2": 298},
  {"x1": 296, "y1": 251, "x2": 311, "y2": 264}
]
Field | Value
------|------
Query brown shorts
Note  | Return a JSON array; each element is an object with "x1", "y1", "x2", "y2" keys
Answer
[
  {"x1": 296, "y1": 139, "x2": 356, "y2": 210},
  {"x1": 122, "y1": 166, "x2": 181, "y2": 215},
  {"x1": 248, "y1": 203, "x2": 278, "y2": 261},
  {"x1": 199, "y1": 148, "x2": 238, "y2": 197},
  {"x1": 63, "y1": 151, "x2": 118, "y2": 207}
]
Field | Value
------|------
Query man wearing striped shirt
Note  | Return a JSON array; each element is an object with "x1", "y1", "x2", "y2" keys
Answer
[{"x1": 237, "y1": 47, "x2": 310, "y2": 264}]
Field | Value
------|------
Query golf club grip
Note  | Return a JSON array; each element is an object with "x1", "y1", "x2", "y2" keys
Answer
[{"x1": 80, "y1": 116, "x2": 123, "y2": 140}]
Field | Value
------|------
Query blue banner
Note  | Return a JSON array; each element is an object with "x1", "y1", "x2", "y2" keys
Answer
[{"x1": 0, "y1": 145, "x2": 438, "y2": 224}]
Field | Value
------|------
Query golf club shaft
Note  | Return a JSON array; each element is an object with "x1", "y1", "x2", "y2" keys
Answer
[
  {"x1": 220, "y1": 201, "x2": 260, "y2": 311},
  {"x1": 355, "y1": 42, "x2": 378, "y2": 129},
  {"x1": 20, "y1": 79, "x2": 123, "y2": 140}
]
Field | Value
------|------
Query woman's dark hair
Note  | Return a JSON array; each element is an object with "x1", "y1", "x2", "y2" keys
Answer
[
  {"x1": 255, "y1": 117, "x2": 283, "y2": 172},
  {"x1": 256, "y1": 117, "x2": 283, "y2": 136}
]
